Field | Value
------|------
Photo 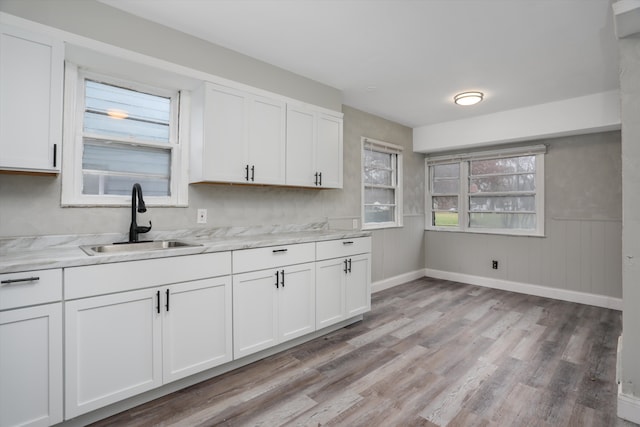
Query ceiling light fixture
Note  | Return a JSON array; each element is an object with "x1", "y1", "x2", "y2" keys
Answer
[{"x1": 454, "y1": 91, "x2": 484, "y2": 106}]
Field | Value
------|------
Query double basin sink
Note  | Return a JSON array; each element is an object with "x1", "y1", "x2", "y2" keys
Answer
[{"x1": 80, "y1": 240, "x2": 202, "y2": 256}]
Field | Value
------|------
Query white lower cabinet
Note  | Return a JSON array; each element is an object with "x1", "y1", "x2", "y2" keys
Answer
[
  {"x1": 0, "y1": 303, "x2": 63, "y2": 427},
  {"x1": 162, "y1": 278, "x2": 232, "y2": 383},
  {"x1": 65, "y1": 276, "x2": 232, "y2": 418},
  {"x1": 316, "y1": 238, "x2": 372, "y2": 329},
  {"x1": 63, "y1": 253, "x2": 233, "y2": 419},
  {"x1": 232, "y1": 243, "x2": 316, "y2": 359},
  {"x1": 64, "y1": 288, "x2": 162, "y2": 419},
  {"x1": 0, "y1": 269, "x2": 63, "y2": 427},
  {"x1": 233, "y1": 262, "x2": 315, "y2": 359}
]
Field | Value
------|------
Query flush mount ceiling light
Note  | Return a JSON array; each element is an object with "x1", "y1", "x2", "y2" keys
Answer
[{"x1": 454, "y1": 91, "x2": 484, "y2": 106}]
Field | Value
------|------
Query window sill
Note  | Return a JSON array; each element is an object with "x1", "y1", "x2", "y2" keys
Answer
[
  {"x1": 425, "y1": 226, "x2": 545, "y2": 238},
  {"x1": 362, "y1": 222, "x2": 404, "y2": 231}
]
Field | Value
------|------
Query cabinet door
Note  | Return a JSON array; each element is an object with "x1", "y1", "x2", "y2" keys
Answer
[
  {"x1": 285, "y1": 105, "x2": 315, "y2": 187},
  {"x1": 345, "y1": 254, "x2": 371, "y2": 317},
  {"x1": 233, "y1": 269, "x2": 278, "y2": 359},
  {"x1": 248, "y1": 96, "x2": 286, "y2": 185},
  {"x1": 65, "y1": 289, "x2": 161, "y2": 418},
  {"x1": 162, "y1": 277, "x2": 232, "y2": 383},
  {"x1": 315, "y1": 258, "x2": 346, "y2": 329},
  {"x1": 278, "y1": 262, "x2": 315, "y2": 343},
  {"x1": 315, "y1": 113, "x2": 343, "y2": 189},
  {"x1": 201, "y1": 84, "x2": 247, "y2": 183},
  {"x1": 0, "y1": 25, "x2": 63, "y2": 173},
  {"x1": 0, "y1": 303, "x2": 63, "y2": 427}
]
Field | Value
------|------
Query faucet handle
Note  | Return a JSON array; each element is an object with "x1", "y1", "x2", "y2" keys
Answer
[{"x1": 137, "y1": 221, "x2": 152, "y2": 234}]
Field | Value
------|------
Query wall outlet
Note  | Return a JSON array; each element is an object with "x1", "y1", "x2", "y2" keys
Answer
[
  {"x1": 352, "y1": 219, "x2": 359, "y2": 229},
  {"x1": 492, "y1": 260, "x2": 499, "y2": 270},
  {"x1": 197, "y1": 209, "x2": 207, "y2": 224}
]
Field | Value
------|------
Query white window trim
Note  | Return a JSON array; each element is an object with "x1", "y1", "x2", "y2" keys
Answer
[
  {"x1": 425, "y1": 144, "x2": 546, "y2": 237},
  {"x1": 361, "y1": 137, "x2": 404, "y2": 230},
  {"x1": 61, "y1": 62, "x2": 189, "y2": 207}
]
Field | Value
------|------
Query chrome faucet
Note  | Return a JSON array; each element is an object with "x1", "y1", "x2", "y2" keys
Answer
[{"x1": 129, "y1": 183, "x2": 152, "y2": 243}]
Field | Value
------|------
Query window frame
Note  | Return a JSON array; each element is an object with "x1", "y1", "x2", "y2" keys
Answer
[
  {"x1": 361, "y1": 137, "x2": 404, "y2": 230},
  {"x1": 425, "y1": 145, "x2": 546, "y2": 237},
  {"x1": 61, "y1": 63, "x2": 189, "y2": 207}
]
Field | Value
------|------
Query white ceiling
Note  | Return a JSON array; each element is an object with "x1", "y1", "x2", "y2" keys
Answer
[{"x1": 100, "y1": 0, "x2": 620, "y2": 129}]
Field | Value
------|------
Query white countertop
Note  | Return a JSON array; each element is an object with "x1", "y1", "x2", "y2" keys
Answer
[{"x1": 0, "y1": 223, "x2": 371, "y2": 274}]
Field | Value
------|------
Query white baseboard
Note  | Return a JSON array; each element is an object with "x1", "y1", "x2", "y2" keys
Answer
[
  {"x1": 423, "y1": 268, "x2": 622, "y2": 310},
  {"x1": 372, "y1": 269, "x2": 427, "y2": 293},
  {"x1": 618, "y1": 385, "x2": 640, "y2": 424}
]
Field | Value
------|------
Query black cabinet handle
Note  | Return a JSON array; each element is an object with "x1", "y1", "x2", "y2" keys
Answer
[
  {"x1": 281, "y1": 269, "x2": 285, "y2": 287},
  {"x1": 314, "y1": 172, "x2": 318, "y2": 186},
  {"x1": 275, "y1": 270, "x2": 280, "y2": 288},
  {"x1": 319, "y1": 172, "x2": 322, "y2": 186},
  {"x1": 245, "y1": 165, "x2": 249, "y2": 181},
  {"x1": 272, "y1": 248, "x2": 288, "y2": 253},
  {"x1": 344, "y1": 259, "x2": 348, "y2": 274},
  {"x1": 165, "y1": 289, "x2": 170, "y2": 312},
  {"x1": 251, "y1": 165, "x2": 255, "y2": 181},
  {"x1": 1, "y1": 276, "x2": 39, "y2": 285},
  {"x1": 156, "y1": 290, "x2": 161, "y2": 314},
  {"x1": 348, "y1": 258, "x2": 352, "y2": 273},
  {"x1": 342, "y1": 241, "x2": 354, "y2": 245},
  {"x1": 53, "y1": 144, "x2": 57, "y2": 168}
]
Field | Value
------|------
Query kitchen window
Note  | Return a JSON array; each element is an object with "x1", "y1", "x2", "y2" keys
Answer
[
  {"x1": 426, "y1": 145, "x2": 545, "y2": 236},
  {"x1": 61, "y1": 64, "x2": 188, "y2": 206},
  {"x1": 362, "y1": 137, "x2": 403, "y2": 229}
]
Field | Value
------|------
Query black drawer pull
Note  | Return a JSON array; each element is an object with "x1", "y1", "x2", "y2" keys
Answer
[
  {"x1": 1, "y1": 277, "x2": 40, "y2": 285},
  {"x1": 342, "y1": 241, "x2": 354, "y2": 245},
  {"x1": 272, "y1": 249, "x2": 288, "y2": 253}
]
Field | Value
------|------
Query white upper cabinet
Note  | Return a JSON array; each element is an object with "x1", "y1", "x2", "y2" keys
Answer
[
  {"x1": 190, "y1": 82, "x2": 286, "y2": 185},
  {"x1": 0, "y1": 24, "x2": 63, "y2": 173},
  {"x1": 286, "y1": 104, "x2": 343, "y2": 188},
  {"x1": 315, "y1": 113, "x2": 343, "y2": 189}
]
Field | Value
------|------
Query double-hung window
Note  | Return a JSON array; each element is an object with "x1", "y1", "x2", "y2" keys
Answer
[
  {"x1": 362, "y1": 137, "x2": 403, "y2": 229},
  {"x1": 426, "y1": 145, "x2": 545, "y2": 236},
  {"x1": 62, "y1": 64, "x2": 188, "y2": 206}
]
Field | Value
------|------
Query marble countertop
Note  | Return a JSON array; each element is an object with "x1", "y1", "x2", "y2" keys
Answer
[{"x1": 0, "y1": 223, "x2": 371, "y2": 274}]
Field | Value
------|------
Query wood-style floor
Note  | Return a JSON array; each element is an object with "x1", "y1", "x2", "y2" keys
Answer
[{"x1": 91, "y1": 277, "x2": 636, "y2": 427}]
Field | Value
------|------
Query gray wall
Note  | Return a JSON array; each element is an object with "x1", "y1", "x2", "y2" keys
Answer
[
  {"x1": 620, "y1": 34, "x2": 640, "y2": 400},
  {"x1": 339, "y1": 106, "x2": 425, "y2": 283},
  {"x1": 426, "y1": 131, "x2": 622, "y2": 299},
  {"x1": 0, "y1": 1, "x2": 425, "y2": 284}
]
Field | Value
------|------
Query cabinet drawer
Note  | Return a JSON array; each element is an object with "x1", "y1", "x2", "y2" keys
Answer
[
  {"x1": 233, "y1": 242, "x2": 315, "y2": 273},
  {"x1": 65, "y1": 252, "x2": 231, "y2": 300},
  {"x1": 316, "y1": 237, "x2": 371, "y2": 261},
  {"x1": 0, "y1": 269, "x2": 62, "y2": 310}
]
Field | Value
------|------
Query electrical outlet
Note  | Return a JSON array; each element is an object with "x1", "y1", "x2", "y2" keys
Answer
[
  {"x1": 352, "y1": 219, "x2": 359, "y2": 229},
  {"x1": 492, "y1": 260, "x2": 499, "y2": 270},
  {"x1": 197, "y1": 209, "x2": 207, "y2": 224}
]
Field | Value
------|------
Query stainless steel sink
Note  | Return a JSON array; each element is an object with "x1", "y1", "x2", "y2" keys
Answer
[{"x1": 80, "y1": 240, "x2": 202, "y2": 256}]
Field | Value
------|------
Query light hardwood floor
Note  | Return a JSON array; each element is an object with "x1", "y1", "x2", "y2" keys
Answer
[{"x1": 91, "y1": 277, "x2": 637, "y2": 427}]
